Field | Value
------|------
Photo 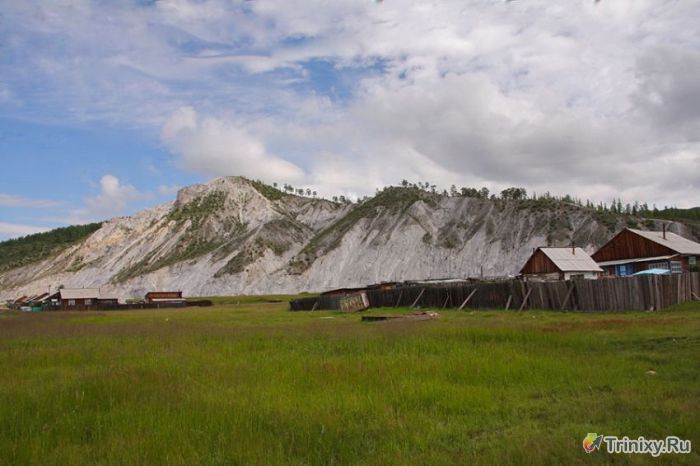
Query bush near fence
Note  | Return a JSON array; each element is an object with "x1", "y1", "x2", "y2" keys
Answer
[{"x1": 290, "y1": 272, "x2": 700, "y2": 312}]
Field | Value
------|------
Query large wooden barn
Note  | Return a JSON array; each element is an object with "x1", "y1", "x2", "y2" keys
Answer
[
  {"x1": 592, "y1": 227, "x2": 700, "y2": 277},
  {"x1": 520, "y1": 247, "x2": 603, "y2": 281}
]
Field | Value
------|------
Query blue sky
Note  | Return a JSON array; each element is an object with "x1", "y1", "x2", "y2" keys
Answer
[{"x1": 1, "y1": 1, "x2": 699, "y2": 239}]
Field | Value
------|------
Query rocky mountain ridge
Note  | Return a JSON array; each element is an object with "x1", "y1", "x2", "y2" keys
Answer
[{"x1": 0, "y1": 176, "x2": 694, "y2": 299}]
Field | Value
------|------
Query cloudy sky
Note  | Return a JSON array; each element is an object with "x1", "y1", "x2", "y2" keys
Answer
[{"x1": 1, "y1": 0, "x2": 699, "y2": 239}]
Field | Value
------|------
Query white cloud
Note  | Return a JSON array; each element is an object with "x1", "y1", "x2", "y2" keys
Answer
[
  {"x1": 158, "y1": 184, "x2": 181, "y2": 196},
  {"x1": 59, "y1": 175, "x2": 143, "y2": 224},
  {"x1": 0, "y1": 222, "x2": 51, "y2": 239},
  {"x1": 3, "y1": 0, "x2": 700, "y2": 206},
  {"x1": 86, "y1": 175, "x2": 140, "y2": 214},
  {"x1": 0, "y1": 194, "x2": 61, "y2": 209},
  {"x1": 161, "y1": 106, "x2": 305, "y2": 183}
]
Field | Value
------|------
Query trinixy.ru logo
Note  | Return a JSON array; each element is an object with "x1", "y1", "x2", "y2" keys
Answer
[
  {"x1": 582, "y1": 433, "x2": 603, "y2": 453},
  {"x1": 582, "y1": 433, "x2": 692, "y2": 457}
]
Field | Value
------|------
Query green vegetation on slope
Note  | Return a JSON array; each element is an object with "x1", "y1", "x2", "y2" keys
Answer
[
  {"x1": 288, "y1": 187, "x2": 439, "y2": 274},
  {"x1": 643, "y1": 206, "x2": 700, "y2": 223},
  {"x1": 215, "y1": 218, "x2": 308, "y2": 277},
  {"x1": 0, "y1": 223, "x2": 102, "y2": 272},
  {"x1": 168, "y1": 191, "x2": 226, "y2": 225},
  {"x1": 250, "y1": 179, "x2": 287, "y2": 201},
  {"x1": 0, "y1": 303, "x2": 698, "y2": 465},
  {"x1": 112, "y1": 192, "x2": 243, "y2": 283},
  {"x1": 112, "y1": 237, "x2": 226, "y2": 283},
  {"x1": 643, "y1": 207, "x2": 700, "y2": 239}
]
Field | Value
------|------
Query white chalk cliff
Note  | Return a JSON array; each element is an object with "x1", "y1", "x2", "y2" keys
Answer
[{"x1": 0, "y1": 177, "x2": 692, "y2": 299}]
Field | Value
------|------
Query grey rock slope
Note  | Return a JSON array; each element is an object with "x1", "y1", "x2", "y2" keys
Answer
[{"x1": 0, "y1": 177, "x2": 692, "y2": 299}]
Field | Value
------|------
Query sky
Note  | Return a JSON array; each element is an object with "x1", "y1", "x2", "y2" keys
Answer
[{"x1": 1, "y1": 0, "x2": 699, "y2": 240}]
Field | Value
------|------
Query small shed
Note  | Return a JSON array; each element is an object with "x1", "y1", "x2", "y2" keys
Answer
[{"x1": 520, "y1": 247, "x2": 603, "y2": 281}]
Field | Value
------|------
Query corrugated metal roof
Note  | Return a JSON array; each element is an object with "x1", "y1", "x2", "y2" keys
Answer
[
  {"x1": 59, "y1": 288, "x2": 101, "y2": 300},
  {"x1": 597, "y1": 255, "x2": 677, "y2": 267},
  {"x1": 540, "y1": 248, "x2": 603, "y2": 272},
  {"x1": 628, "y1": 229, "x2": 700, "y2": 255}
]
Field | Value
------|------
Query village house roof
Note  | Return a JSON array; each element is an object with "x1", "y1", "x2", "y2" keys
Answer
[
  {"x1": 533, "y1": 247, "x2": 603, "y2": 273},
  {"x1": 59, "y1": 288, "x2": 101, "y2": 300},
  {"x1": 145, "y1": 291, "x2": 183, "y2": 298},
  {"x1": 596, "y1": 255, "x2": 678, "y2": 267},
  {"x1": 627, "y1": 229, "x2": 700, "y2": 255},
  {"x1": 27, "y1": 292, "x2": 50, "y2": 303}
]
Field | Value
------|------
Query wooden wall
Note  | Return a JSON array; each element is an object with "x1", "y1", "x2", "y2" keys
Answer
[
  {"x1": 290, "y1": 272, "x2": 700, "y2": 312},
  {"x1": 592, "y1": 229, "x2": 675, "y2": 262},
  {"x1": 520, "y1": 249, "x2": 560, "y2": 275}
]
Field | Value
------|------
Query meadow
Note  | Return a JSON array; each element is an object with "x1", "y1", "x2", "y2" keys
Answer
[{"x1": 0, "y1": 300, "x2": 698, "y2": 465}]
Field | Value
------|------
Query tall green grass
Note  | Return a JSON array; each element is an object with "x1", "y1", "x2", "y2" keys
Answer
[{"x1": 0, "y1": 303, "x2": 698, "y2": 465}]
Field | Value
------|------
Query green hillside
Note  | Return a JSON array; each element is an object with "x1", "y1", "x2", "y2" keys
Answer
[{"x1": 0, "y1": 223, "x2": 102, "y2": 273}]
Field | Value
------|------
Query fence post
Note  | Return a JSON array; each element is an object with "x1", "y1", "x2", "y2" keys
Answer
[
  {"x1": 410, "y1": 288, "x2": 426, "y2": 308},
  {"x1": 519, "y1": 286, "x2": 532, "y2": 311},
  {"x1": 560, "y1": 283, "x2": 574, "y2": 310},
  {"x1": 459, "y1": 289, "x2": 477, "y2": 310},
  {"x1": 394, "y1": 290, "x2": 403, "y2": 307}
]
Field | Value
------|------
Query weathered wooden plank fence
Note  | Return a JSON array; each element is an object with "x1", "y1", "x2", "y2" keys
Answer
[{"x1": 290, "y1": 272, "x2": 700, "y2": 312}]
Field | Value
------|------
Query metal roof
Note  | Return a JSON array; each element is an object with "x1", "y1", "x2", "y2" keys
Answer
[
  {"x1": 27, "y1": 293, "x2": 49, "y2": 303},
  {"x1": 597, "y1": 255, "x2": 677, "y2": 267},
  {"x1": 628, "y1": 229, "x2": 700, "y2": 255},
  {"x1": 59, "y1": 288, "x2": 101, "y2": 300},
  {"x1": 539, "y1": 247, "x2": 603, "y2": 272}
]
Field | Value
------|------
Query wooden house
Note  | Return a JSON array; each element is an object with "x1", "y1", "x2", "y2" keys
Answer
[
  {"x1": 59, "y1": 288, "x2": 101, "y2": 310},
  {"x1": 592, "y1": 227, "x2": 700, "y2": 276},
  {"x1": 144, "y1": 291, "x2": 184, "y2": 304},
  {"x1": 520, "y1": 247, "x2": 603, "y2": 281},
  {"x1": 10, "y1": 295, "x2": 28, "y2": 309}
]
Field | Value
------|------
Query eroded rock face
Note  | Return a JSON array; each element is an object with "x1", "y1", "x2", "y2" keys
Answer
[{"x1": 0, "y1": 177, "x2": 690, "y2": 299}]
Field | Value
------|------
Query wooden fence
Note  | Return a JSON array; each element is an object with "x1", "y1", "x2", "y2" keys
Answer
[
  {"x1": 290, "y1": 272, "x2": 700, "y2": 312},
  {"x1": 40, "y1": 300, "x2": 212, "y2": 312}
]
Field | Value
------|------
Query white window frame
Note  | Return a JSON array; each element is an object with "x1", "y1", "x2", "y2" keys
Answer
[
  {"x1": 85, "y1": 299, "x2": 92, "y2": 306},
  {"x1": 690, "y1": 256, "x2": 697, "y2": 266},
  {"x1": 670, "y1": 261, "x2": 682, "y2": 274},
  {"x1": 648, "y1": 262, "x2": 669, "y2": 270},
  {"x1": 68, "y1": 299, "x2": 75, "y2": 306}
]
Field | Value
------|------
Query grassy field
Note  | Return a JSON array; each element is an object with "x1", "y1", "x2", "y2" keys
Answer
[{"x1": 0, "y1": 300, "x2": 698, "y2": 465}]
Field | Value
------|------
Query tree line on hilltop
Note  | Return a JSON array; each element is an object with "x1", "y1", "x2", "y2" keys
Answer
[{"x1": 264, "y1": 178, "x2": 695, "y2": 221}]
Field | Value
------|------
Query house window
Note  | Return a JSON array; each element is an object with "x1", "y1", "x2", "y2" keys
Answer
[
  {"x1": 648, "y1": 262, "x2": 669, "y2": 270},
  {"x1": 85, "y1": 299, "x2": 92, "y2": 306},
  {"x1": 616, "y1": 264, "x2": 630, "y2": 276},
  {"x1": 670, "y1": 261, "x2": 682, "y2": 274},
  {"x1": 68, "y1": 299, "x2": 75, "y2": 306},
  {"x1": 690, "y1": 256, "x2": 697, "y2": 266}
]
